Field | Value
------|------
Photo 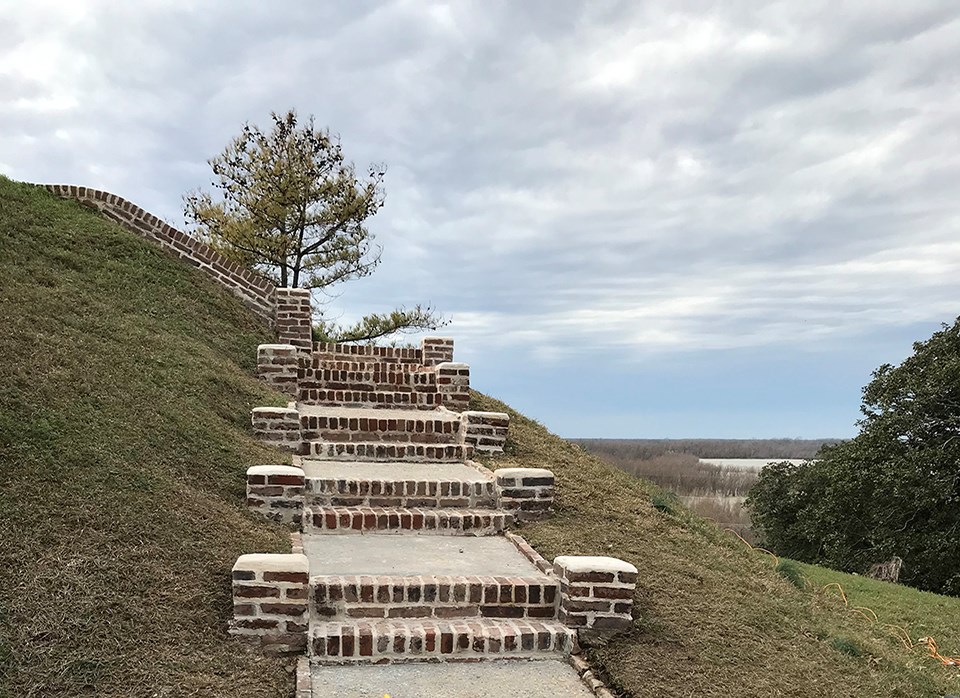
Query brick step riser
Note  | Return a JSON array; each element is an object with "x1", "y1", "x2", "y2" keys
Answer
[
  {"x1": 301, "y1": 369, "x2": 437, "y2": 384},
  {"x1": 300, "y1": 379, "x2": 437, "y2": 393},
  {"x1": 311, "y1": 577, "x2": 559, "y2": 622},
  {"x1": 304, "y1": 507, "x2": 509, "y2": 536},
  {"x1": 299, "y1": 389, "x2": 442, "y2": 409},
  {"x1": 304, "y1": 432, "x2": 459, "y2": 445},
  {"x1": 305, "y1": 479, "x2": 497, "y2": 510},
  {"x1": 300, "y1": 416, "x2": 462, "y2": 446},
  {"x1": 310, "y1": 354, "x2": 425, "y2": 369},
  {"x1": 309, "y1": 621, "x2": 576, "y2": 663},
  {"x1": 305, "y1": 442, "x2": 469, "y2": 462}
]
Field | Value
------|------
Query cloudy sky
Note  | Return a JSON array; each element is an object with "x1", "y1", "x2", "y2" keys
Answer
[{"x1": 4, "y1": 1, "x2": 959, "y2": 438}]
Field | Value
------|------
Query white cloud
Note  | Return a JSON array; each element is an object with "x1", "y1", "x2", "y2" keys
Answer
[{"x1": 2, "y1": 0, "x2": 959, "y2": 365}]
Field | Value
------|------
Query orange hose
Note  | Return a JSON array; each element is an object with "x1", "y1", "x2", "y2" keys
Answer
[{"x1": 723, "y1": 529, "x2": 959, "y2": 669}]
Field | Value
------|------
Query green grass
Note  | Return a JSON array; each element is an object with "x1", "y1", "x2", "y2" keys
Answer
[
  {"x1": 471, "y1": 392, "x2": 960, "y2": 697},
  {"x1": 3, "y1": 175, "x2": 960, "y2": 697},
  {"x1": 0, "y1": 178, "x2": 292, "y2": 697}
]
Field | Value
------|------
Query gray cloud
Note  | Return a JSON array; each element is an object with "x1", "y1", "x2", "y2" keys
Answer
[{"x1": 3, "y1": 0, "x2": 959, "y2": 363}]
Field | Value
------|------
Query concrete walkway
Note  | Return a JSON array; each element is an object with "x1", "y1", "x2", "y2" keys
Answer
[{"x1": 310, "y1": 659, "x2": 594, "y2": 697}]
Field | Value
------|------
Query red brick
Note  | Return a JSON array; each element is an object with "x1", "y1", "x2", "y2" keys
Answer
[
  {"x1": 260, "y1": 603, "x2": 306, "y2": 616},
  {"x1": 593, "y1": 586, "x2": 634, "y2": 600},
  {"x1": 234, "y1": 586, "x2": 279, "y2": 598},
  {"x1": 263, "y1": 571, "x2": 308, "y2": 584}
]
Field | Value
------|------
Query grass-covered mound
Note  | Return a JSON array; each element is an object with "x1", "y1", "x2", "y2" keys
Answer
[
  {"x1": 3, "y1": 176, "x2": 958, "y2": 698},
  {"x1": 0, "y1": 178, "x2": 292, "y2": 697},
  {"x1": 472, "y1": 393, "x2": 960, "y2": 698}
]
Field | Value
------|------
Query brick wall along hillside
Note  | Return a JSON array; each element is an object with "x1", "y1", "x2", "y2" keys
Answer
[{"x1": 41, "y1": 184, "x2": 276, "y2": 325}]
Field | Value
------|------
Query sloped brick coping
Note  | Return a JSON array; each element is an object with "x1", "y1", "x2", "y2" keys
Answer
[{"x1": 38, "y1": 183, "x2": 276, "y2": 325}]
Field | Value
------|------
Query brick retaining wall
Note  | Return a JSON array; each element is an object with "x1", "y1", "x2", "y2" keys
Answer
[{"x1": 40, "y1": 184, "x2": 276, "y2": 325}]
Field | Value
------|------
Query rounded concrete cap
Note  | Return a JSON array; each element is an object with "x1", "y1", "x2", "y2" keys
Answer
[
  {"x1": 258, "y1": 343, "x2": 297, "y2": 351},
  {"x1": 233, "y1": 553, "x2": 309, "y2": 573},
  {"x1": 436, "y1": 362, "x2": 469, "y2": 369},
  {"x1": 251, "y1": 406, "x2": 299, "y2": 417},
  {"x1": 496, "y1": 467, "x2": 554, "y2": 479},
  {"x1": 554, "y1": 555, "x2": 638, "y2": 575},
  {"x1": 247, "y1": 465, "x2": 304, "y2": 477}
]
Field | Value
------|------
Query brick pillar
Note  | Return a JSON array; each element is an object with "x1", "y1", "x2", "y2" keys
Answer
[
  {"x1": 231, "y1": 553, "x2": 309, "y2": 653},
  {"x1": 437, "y1": 362, "x2": 470, "y2": 411},
  {"x1": 256, "y1": 344, "x2": 299, "y2": 397},
  {"x1": 246, "y1": 465, "x2": 305, "y2": 524},
  {"x1": 463, "y1": 411, "x2": 509, "y2": 454},
  {"x1": 422, "y1": 337, "x2": 454, "y2": 366},
  {"x1": 497, "y1": 467, "x2": 554, "y2": 521},
  {"x1": 554, "y1": 556, "x2": 637, "y2": 645},
  {"x1": 251, "y1": 407, "x2": 302, "y2": 452},
  {"x1": 274, "y1": 288, "x2": 312, "y2": 353}
]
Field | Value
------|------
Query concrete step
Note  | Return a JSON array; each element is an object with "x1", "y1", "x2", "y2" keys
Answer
[
  {"x1": 308, "y1": 619, "x2": 576, "y2": 663},
  {"x1": 300, "y1": 406, "x2": 461, "y2": 445},
  {"x1": 311, "y1": 574, "x2": 559, "y2": 622},
  {"x1": 304, "y1": 506, "x2": 509, "y2": 536},
  {"x1": 302, "y1": 461, "x2": 497, "y2": 509},
  {"x1": 309, "y1": 659, "x2": 595, "y2": 697},
  {"x1": 304, "y1": 442, "x2": 469, "y2": 462},
  {"x1": 302, "y1": 534, "x2": 550, "y2": 578}
]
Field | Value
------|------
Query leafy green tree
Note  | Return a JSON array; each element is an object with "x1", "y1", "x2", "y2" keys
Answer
[
  {"x1": 747, "y1": 317, "x2": 960, "y2": 595},
  {"x1": 184, "y1": 109, "x2": 445, "y2": 342}
]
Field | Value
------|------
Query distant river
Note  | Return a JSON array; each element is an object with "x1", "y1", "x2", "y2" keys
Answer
[{"x1": 698, "y1": 458, "x2": 808, "y2": 471}]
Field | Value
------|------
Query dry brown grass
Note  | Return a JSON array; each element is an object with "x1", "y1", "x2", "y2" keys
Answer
[
  {"x1": 472, "y1": 392, "x2": 960, "y2": 698},
  {"x1": 0, "y1": 180, "x2": 293, "y2": 697}
]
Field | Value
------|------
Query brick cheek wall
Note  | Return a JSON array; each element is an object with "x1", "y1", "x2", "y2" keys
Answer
[
  {"x1": 274, "y1": 288, "x2": 313, "y2": 353},
  {"x1": 246, "y1": 465, "x2": 305, "y2": 524},
  {"x1": 251, "y1": 407, "x2": 303, "y2": 453},
  {"x1": 553, "y1": 556, "x2": 638, "y2": 644},
  {"x1": 256, "y1": 344, "x2": 300, "y2": 397},
  {"x1": 462, "y1": 411, "x2": 510, "y2": 454},
  {"x1": 421, "y1": 337, "x2": 454, "y2": 365},
  {"x1": 436, "y1": 363, "x2": 470, "y2": 411},
  {"x1": 41, "y1": 184, "x2": 276, "y2": 325},
  {"x1": 231, "y1": 553, "x2": 310, "y2": 653},
  {"x1": 496, "y1": 468, "x2": 555, "y2": 522}
]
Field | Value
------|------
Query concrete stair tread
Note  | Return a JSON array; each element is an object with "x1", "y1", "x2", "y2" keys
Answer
[
  {"x1": 309, "y1": 618, "x2": 576, "y2": 662},
  {"x1": 304, "y1": 506, "x2": 509, "y2": 535},
  {"x1": 309, "y1": 659, "x2": 594, "y2": 697},
  {"x1": 298, "y1": 404, "x2": 461, "y2": 422},
  {"x1": 301, "y1": 460, "x2": 489, "y2": 482},
  {"x1": 303, "y1": 460, "x2": 497, "y2": 510},
  {"x1": 302, "y1": 534, "x2": 545, "y2": 578}
]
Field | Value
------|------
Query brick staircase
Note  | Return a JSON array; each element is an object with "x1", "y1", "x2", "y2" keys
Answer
[
  {"x1": 299, "y1": 405, "x2": 469, "y2": 461},
  {"x1": 237, "y1": 332, "x2": 637, "y2": 692}
]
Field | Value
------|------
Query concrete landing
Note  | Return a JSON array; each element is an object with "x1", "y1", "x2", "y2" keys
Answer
[
  {"x1": 310, "y1": 659, "x2": 593, "y2": 697},
  {"x1": 303, "y1": 534, "x2": 547, "y2": 577},
  {"x1": 301, "y1": 460, "x2": 490, "y2": 482}
]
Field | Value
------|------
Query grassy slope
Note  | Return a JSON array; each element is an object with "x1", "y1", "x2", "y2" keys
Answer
[
  {"x1": 472, "y1": 393, "x2": 960, "y2": 698},
  {"x1": 2, "y1": 178, "x2": 958, "y2": 698},
  {"x1": 0, "y1": 179, "x2": 293, "y2": 697}
]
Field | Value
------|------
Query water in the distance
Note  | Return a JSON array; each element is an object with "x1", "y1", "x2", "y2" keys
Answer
[{"x1": 698, "y1": 458, "x2": 807, "y2": 471}]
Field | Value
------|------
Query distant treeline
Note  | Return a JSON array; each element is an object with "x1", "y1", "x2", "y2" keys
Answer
[{"x1": 572, "y1": 438, "x2": 841, "y2": 461}]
